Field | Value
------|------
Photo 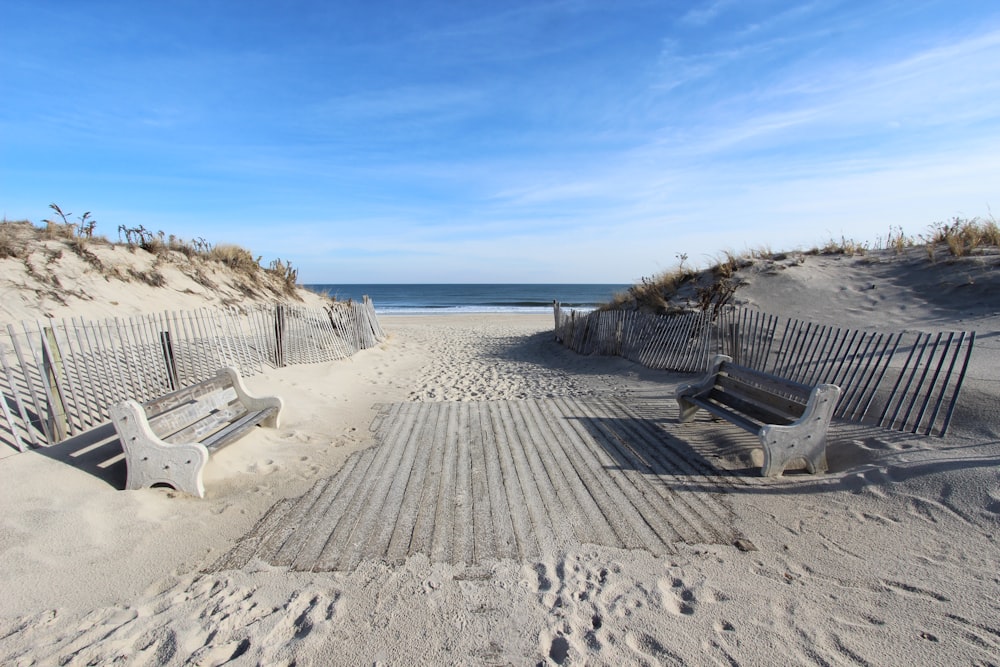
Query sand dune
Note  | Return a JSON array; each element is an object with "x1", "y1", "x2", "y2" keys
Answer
[{"x1": 0, "y1": 245, "x2": 998, "y2": 665}]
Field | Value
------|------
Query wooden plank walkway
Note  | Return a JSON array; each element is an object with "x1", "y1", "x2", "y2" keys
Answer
[{"x1": 212, "y1": 396, "x2": 746, "y2": 572}]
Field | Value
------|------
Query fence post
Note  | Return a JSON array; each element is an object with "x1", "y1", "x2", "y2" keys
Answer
[
  {"x1": 0, "y1": 347, "x2": 31, "y2": 451},
  {"x1": 41, "y1": 326, "x2": 69, "y2": 443},
  {"x1": 159, "y1": 330, "x2": 179, "y2": 390},
  {"x1": 7, "y1": 324, "x2": 53, "y2": 445},
  {"x1": 273, "y1": 304, "x2": 286, "y2": 368}
]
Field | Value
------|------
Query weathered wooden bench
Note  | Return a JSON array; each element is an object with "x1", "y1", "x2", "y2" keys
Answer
[
  {"x1": 675, "y1": 355, "x2": 841, "y2": 476},
  {"x1": 109, "y1": 367, "x2": 283, "y2": 498}
]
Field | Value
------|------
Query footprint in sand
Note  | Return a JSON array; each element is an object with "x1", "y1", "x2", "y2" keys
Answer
[
  {"x1": 544, "y1": 632, "x2": 572, "y2": 665},
  {"x1": 264, "y1": 591, "x2": 339, "y2": 644},
  {"x1": 130, "y1": 626, "x2": 179, "y2": 666},
  {"x1": 533, "y1": 562, "x2": 553, "y2": 594},
  {"x1": 624, "y1": 630, "x2": 685, "y2": 664},
  {"x1": 658, "y1": 577, "x2": 697, "y2": 616},
  {"x1": 531, "y1": 554, "x2": 619, "y2": 661},
  {"x1": 188, "y1": 637, "x2": 251, "y2": 666}
]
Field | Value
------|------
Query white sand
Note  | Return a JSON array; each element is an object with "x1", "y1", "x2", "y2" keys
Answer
[{"x1": 1, "y1": 246, "x2": 999, "y2": 665}]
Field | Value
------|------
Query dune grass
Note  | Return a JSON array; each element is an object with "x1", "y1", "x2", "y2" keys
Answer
[
  {"x1": 2, "y1": 205, "x2": 306, "y2": 299},
  {"x1": 607, "y1": 217, "x2": 1000, "y2": 313},
  {"x1": 0, "y1": 221, "x2": 30, "y2": 259}
]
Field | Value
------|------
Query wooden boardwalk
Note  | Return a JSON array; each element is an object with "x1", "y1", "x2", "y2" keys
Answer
[{"x1": 212, "y1": 396, "x2": 746, "y2": 572}]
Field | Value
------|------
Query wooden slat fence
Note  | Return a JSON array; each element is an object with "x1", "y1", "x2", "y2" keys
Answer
[
  {"x1": 553, "y1": 303, "x2": 974, "y2": 437},
  {"x1": 0, "y1": 297, "x2": 385, "y2": 452}
]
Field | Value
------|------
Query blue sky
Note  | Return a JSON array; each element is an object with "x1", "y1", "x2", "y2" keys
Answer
[{"x1": 3, "y1": 1, "x2": 999, "y2": 283}]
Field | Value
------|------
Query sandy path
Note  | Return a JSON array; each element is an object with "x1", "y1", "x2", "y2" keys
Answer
[
  {"x1": 209, "y1": 397, "x2": 745, "y2": 572},
  {"x1": 0, "y1": 313, "x2": 998, "y2": 665}
]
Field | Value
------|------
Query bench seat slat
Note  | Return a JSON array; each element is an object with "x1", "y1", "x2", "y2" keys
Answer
[
  {"x1": 687, "y1": 395, "x2": 762, "y2": 434},
  {"x1": 202, "y1": 407, "x2": 278, "y2": 452},
  {"x1": 711, "y1": 377, "x2": 804, "y2": 424},
  {"x1": 719, "y1": 363, "x2": 813, "y2": 399},
  {"x1": 162, "y1": 403, "x2": 250, "y2": 445},
  {"x1": 703, "y1": 391, "x2": 794, "y2": 428},
  {"x1": 146, "y1": 388, "x2": 244, "y2": 437}
]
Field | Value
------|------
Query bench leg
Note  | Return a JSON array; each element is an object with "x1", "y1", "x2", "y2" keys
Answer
[
  {"x1": 111, "y1": 400, "x2": 212, "y2": 498},
  {"x1": 757, "y1": 384, "x2": 840, "y2": 477},
  {"x1": 126, "y1": 441, "x2": 211, "y2": 498},
  {"x1": 758, "y1": 425, "x2": 829, "y2": 477}
]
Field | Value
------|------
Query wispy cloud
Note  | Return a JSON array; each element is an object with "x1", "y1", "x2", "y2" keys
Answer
[
  {"x1": 680, "y1": 0, "x2": 734, "y2": 26},
  {"x1": 644, "y1": 26, "x2": 1000, "y2": 158},
  {"x1": 3, "y1": 1, "x2": 999, "y2": 282}
]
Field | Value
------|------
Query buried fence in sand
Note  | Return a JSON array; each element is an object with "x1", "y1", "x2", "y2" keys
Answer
[
  {"x1": 0, "y1": 298, "x2": 386, "y2": 451},
  {"x1": 553, "y1": 303, "x2": 975, "y2": 438}
]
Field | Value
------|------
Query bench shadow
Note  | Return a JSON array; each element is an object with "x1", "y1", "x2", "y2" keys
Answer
[
  {"x1": 564, "y1": 404, "x2": 1000, "y2": 496},
  {"x1": 33, "y1": 422, "x2": 127, "y2": 490},
  {"x1": 567, "y1": 411, "x2": 760, "y2": 482},
  {"x1": 491, "y1": 330, "x2": 999, "y2": 495}
]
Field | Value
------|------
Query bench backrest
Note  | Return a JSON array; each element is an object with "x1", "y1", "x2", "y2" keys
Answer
[
  {"x1": 712, "y1": 361, "x2": 813, "y2": 426},
  {"x1": 142, "y1": 375, "x2": 249, "y2": 445}
]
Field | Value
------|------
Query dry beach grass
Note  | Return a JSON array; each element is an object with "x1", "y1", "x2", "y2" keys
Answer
[{"x1": 0, "y1": 220, "x2": 998, "y2": 665}]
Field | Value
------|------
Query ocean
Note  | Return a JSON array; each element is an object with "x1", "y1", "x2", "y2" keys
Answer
[{"x1": 304, "y1": 284, "x2": 628, "y2": 315}]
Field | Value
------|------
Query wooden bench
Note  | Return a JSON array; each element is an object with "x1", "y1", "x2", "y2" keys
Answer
[
  {"x1": 110, "y1": 367, "x2": 283, "y2": 498},
  {"x1": 675, "y1": 355, "x2": 841, "y2": 476}
]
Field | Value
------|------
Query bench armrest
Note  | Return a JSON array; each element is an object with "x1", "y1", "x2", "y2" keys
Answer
[
  {"x1": 675, "y1": 354, "x2": 732, "y2": 422},
  {"x1": 218, "y1": 367, "x2": 284, "y2": 429},
  {"x1": 759, "y1": 383, "x2": 841, "y2": 476}
]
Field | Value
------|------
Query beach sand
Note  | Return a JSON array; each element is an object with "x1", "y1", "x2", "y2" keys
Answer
[{"x1": 1, "y1": 249, "x2": 999, "y2": 665}]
